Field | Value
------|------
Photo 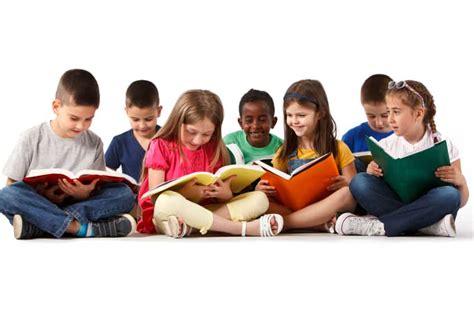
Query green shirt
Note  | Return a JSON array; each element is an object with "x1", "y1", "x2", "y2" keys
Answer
[{"x1": 224, "y1": 130, "x2": 283, "y2": 164}]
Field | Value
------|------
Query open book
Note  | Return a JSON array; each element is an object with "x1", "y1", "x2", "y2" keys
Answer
[
  {"x1": 367, "y1": 136, "x2": 451, "y2": 203},
  {"x1": 353, "y1": 151, "x2": 373, "y2": 165},
  {"x1": 141, "y1": 164, "x2": 265, "y2": 199},
  {"x1": 254, "y1": 153, "x2": 339, "y2": 211},
  {"x1": 23, "y1": 168, "x2": 138, "y2": 189}
]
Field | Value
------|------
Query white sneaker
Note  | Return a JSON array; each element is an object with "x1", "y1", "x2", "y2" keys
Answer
[
  {"x1": 335, "y1": 213, "x2": 385, "y2": 236},
  {"x1": 418, "y1": 214, "x2": 456, "y2": 237}
]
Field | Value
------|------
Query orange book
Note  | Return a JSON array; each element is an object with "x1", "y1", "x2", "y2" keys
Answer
[{"x1": 254, "y1": 153, "x2": 339, "y2": 211}]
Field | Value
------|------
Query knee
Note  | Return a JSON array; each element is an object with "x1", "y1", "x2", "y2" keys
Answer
[
  {"x1": 155, "y1": 191, "x2": 183, "y2": 211},
  {"x1": 435, "y1": 186, "x2": 461, "y2": 209},
  {"x1": 349, "y1": 173, "x2": 372, "y2": 195},
  {"x1": 249, "y1": 191, "x2": 269, "y2": 213}
]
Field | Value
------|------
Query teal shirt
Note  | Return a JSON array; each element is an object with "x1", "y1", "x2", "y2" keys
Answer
[{"x1": 224, "y1": 130, "x2": 283, "y2": 164}]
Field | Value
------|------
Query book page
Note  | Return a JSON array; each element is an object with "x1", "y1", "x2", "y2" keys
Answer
[
  {"x1": 253, "y1": 160, "x2": 291, "y2": 180},
  {"x1": 290, "y1": 152, "x2": 331, "y2": 177},
  {"x1": 26, "y1": 168, "x2": 75, "y2": 178}
]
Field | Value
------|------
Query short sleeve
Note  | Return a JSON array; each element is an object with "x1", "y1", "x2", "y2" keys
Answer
[
  {"x1": 105, "y1": 137, "x2": 120, "y2": 170},
  {"x1": 2, "y1": 132, "x2": 32, "y2": 181},
  {"x1": 92, "y1": 138, "x2": 106, "y2": 171},
  {"x1": 145, "y1": 138, "x2": 170, "y2": 171},
  {"x1": 336, "y1": 140, "x2": 355, "y2": 170},
  {"x1": 271, "y1": 147, "x2": 288, "y2": 173},
  {"x1": 341, "y1": 130, "x2": 355, "y2": 152}
]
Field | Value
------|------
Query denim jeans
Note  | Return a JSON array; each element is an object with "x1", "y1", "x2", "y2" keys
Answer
[
  {"x1": 349, "y1": 173, "x2": 461, "y2": 236},
  {"x1": 0, "y1": 181, "x2": 135, "y2": 238}
]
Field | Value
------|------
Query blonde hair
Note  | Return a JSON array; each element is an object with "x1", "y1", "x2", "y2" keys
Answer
[{"x1": 151, "y1": 89, "x2": 228, "y2": 169}]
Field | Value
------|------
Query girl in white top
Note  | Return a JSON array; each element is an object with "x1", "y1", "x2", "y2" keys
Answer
[{"x1": 336, "y1": 80, "x2": 469, "y2": 237}]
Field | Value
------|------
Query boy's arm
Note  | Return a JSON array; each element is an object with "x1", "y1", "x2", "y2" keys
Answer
[{"x1": 6, "y1": 178, "x2": 17, "y2": 186}]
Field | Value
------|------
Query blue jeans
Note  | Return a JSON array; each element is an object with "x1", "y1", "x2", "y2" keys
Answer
[
  {"x1": 349, "y1": 173, "x2": 461, "y2": 236},
  {"x1": 0, "y1": 182, "x2": 135, "y2": 238}
]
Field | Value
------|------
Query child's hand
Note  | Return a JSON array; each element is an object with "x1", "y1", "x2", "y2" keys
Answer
[
  {"x1": 35, "y1": 183, "x2": 67, "y2": 205},
  {"x1": 178, "y1": 178, "x2": 209, "y2": 202},
  {"x1": 367, "y1": 161, "x2": 383, "y2": 177},
  {"x1": 204, "y1": 175, "x2": 235, "y2": 202},
  {"x1": 435, "y1": 165, "x2": 466, "y2": 187},
  {"x1": 57, "y1": 178, "x2": 99, "y2": 200},
  {"x1": 327, "y1": 175, "x2": 349, "y2": 191},
  {"x1": 255, "y1": 179, "x2": 277, "y2": 196}
]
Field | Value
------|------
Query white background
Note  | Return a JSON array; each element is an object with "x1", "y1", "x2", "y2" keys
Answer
[{"x1": 0, "y1": 1, "x2": 472, "y2": 314}]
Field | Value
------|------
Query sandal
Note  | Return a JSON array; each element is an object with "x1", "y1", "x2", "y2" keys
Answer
[
  {"x1": 168, "y1": 216, "x2": 193, "y2": 238},
  {"x1": 152, "y1": 218, "x2": 172, "y2": 236},
  {"x1": 241, "y1": 214, "x2": 284, "y2": 237}
]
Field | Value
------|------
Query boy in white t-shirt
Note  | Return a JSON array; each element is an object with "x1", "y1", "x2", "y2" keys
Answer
[{"x1": 0, "y1": 69, "x2": 136, "y2": 239}]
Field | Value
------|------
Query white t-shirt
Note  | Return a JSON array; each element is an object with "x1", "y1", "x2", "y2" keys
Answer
[
  {"x1": 379, "y1": 128, "x2": 460, "y2": 163},
  {"x1": 2, "y1": 121, "x2": 105, "y2": 181}
]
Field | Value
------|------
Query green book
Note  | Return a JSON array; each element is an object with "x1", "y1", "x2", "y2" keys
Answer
[{"x1": 366, "y1": 136, "x2": 451, "y2": 203}]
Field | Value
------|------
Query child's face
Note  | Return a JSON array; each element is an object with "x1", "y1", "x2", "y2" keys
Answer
[
  {"x1": 386, "y1": 95, "x2": 425, "y2": 138},
  {"x1": 52, "y1": 99, "x2": 96, "y2": 138},
  {"x1": 285, "y1": 102, "x2": 319, "y2": 139},
  {"x1": 180, "y1": 117, "x2": 216, "y2": 151},
  {"x1": 126, "y1": 105, "x2": 162, "y2": 138},
  {"x1": 238, "y1": 101, "x2": 277, "y2": 148},
  {"x1": 363, "y1": 102, "x2": 391, "y2": 133}
]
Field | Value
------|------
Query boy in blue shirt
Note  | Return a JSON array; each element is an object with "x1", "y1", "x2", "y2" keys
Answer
[
  {"x1": 0, "y1": 69, "x2": 136, "y2": 239},
  {"x1": 224, "y1": 89, "x2": 282, "y2": 164},
  {"x1": 342, "y1": 74, "x2": 393, "y2": 172},
  {"x1": 105, "y1": 80, "x2": 162, "y2": 182}
]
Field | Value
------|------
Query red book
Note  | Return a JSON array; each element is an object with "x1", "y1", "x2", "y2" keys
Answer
[{"x1": 23, "y1": 168, "x2": 138, "y2": 190}]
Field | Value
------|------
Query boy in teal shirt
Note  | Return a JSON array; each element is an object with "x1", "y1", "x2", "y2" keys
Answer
[{"x1": 224, "y1": 89, "x2": 282, "y2": 164}]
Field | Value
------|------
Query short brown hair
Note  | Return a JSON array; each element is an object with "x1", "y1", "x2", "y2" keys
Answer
[
  {"x1": 126, "y1": 80, "x2": 160, "y2": 108},
  {"x1": 361, "y1": 74, "x2": 392, "y2": 105},
  {"x1": 55, "y1": 69, "x2": 100, "y2": 108}
]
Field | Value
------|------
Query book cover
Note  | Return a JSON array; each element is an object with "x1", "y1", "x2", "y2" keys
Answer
[
  {"x1": 353, "y1": 151, "x2": 372, "y2": 165},
  {"x1": 367, "y1": 136, "x2": 451, "y2": 203},
  {"x1": 253, "y1": 153, "x2": 340, "y2": 211},
  {"x1": 141, "y1": 164, "x2": 265, "y2": 199},
  {"x1": 23, "y1": 168, "x2": 138, "y2": 190}
]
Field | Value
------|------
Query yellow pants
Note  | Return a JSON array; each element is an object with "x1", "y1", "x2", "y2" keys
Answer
[{"x1": 154, "y1": 191, "x2": 269, "y2": 234}]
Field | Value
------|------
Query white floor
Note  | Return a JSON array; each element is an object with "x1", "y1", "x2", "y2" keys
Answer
[{"x1": 1, "y1": 208, "x2": 472, "y2": 315}]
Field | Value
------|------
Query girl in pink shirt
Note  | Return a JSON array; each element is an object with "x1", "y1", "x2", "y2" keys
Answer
[{"x1": 137, "y1": 89, "x2": 283, "y2": 237}]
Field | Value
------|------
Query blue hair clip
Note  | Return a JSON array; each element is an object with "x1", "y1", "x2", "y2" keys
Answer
[{"x1": 283, "y1": 92, "x2": 318, "y2": 106}]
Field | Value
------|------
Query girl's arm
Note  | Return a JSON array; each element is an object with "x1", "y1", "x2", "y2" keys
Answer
[
  {"x1": 435, "y1": 159, "x2": 469, "y2": 207},
  {"x1": 327, "y1": 161, "x2": 357, "y2": 191}
]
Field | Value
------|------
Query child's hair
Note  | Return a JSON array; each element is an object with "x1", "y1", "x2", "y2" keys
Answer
[
  {"x1": 361, "y1": 74, "x2": 392, "y2": 105},
  {"x1": 126, "y1": 80, "x2": 160, "y2": 108},
  {"x1": 152, "y1": 89, "x2": 229, "y2": 169},
  {"x1": 55, "y1": 69, "x2": 100, "y2": 108},
  {"x1": 279, "y1": 79, "x2": 339, "y2": 161},
  {"x1": 238, "y1": 89, "x2": 275, "y2": 117},
  {"x1": 386, "y1": 80, "x2": 438, "y2": 141}
]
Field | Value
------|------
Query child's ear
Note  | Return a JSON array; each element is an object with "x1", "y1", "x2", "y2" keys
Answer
[
  {"x1": 52, "y1": 99, "x2": 61, "y2": 113},
  {"x1": 416, "y1": 107, "x2": 425, "y2": 120},
  {"x1": 271, "y1": 116, "x2": 278, "y2": 128},
  {"x1": 156, "y1": 105, "x2": 163, "y2": 118},
  {"x1": 238, "y1": 117, "x2": 243, "y2": 128}
]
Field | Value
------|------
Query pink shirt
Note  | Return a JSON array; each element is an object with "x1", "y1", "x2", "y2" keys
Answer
[{"x1": 137, "y1": 138, "x2": 222, "y2": 233}]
